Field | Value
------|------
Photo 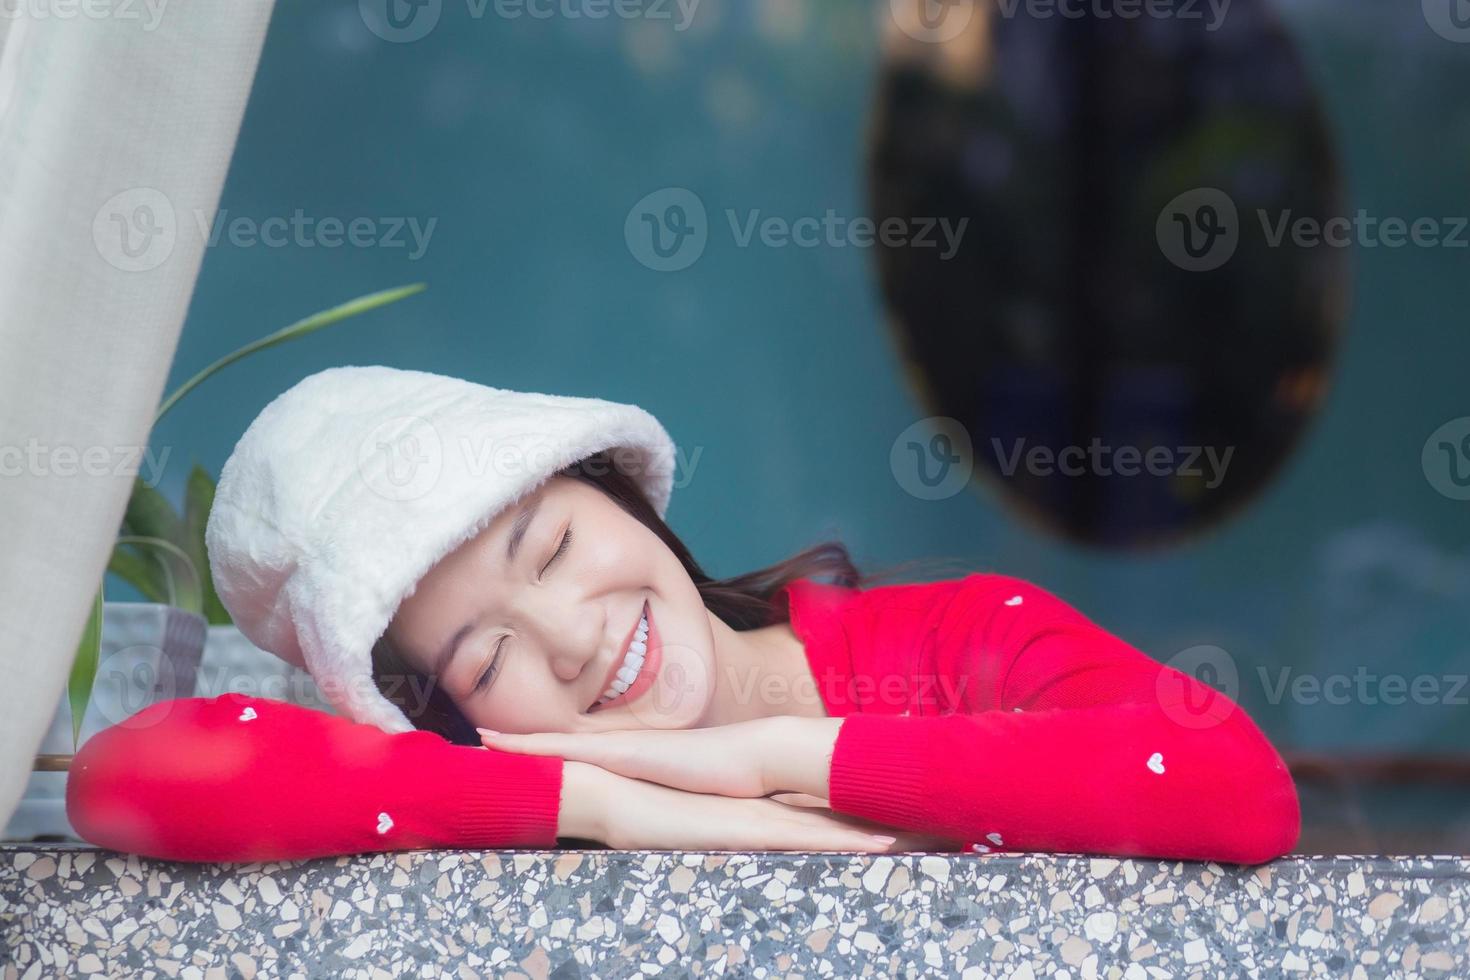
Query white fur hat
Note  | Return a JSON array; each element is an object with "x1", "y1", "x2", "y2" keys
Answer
[{"x1": 205, "y1": 365, "x2": 677, "y2": 734}]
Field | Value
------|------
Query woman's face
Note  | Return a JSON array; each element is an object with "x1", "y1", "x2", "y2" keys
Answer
[{"x1": 387, "y1": 474, "x2": 717, "y2": 733}]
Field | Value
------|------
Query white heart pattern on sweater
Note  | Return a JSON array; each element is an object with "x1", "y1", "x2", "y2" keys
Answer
[
  {"x1": 1147, "y1": 752, "x2": 1166, "y2": 775},
  {"x1": 238, "y1": 707, "x2": 257, "y2": 722},
  {"x1": 377, "y1": 812, "x2": 394, "y2": 834}
]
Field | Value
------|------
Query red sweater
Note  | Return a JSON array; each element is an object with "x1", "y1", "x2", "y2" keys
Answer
[{"x1": 66, "y1": 573, "x2": 1300, "y2": 864}]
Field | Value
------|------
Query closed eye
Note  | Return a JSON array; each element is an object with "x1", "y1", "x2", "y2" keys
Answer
[
  {"x1": 474, "y1": 639, "x2": 505, "y2": 693},
  {"x1": 477, "y1": 523, "x2": 572, "y2": 694},
  {"x1": 541, "y1": 522, "x2": 572, "y2": 577}
]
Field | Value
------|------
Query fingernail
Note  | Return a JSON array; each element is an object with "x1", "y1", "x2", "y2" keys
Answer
[
  {"x1": 871, "y1": 835, "x2": 897, "y2": 845},
  {"x1": 477, "y1": 728, "x2": 500, "y2": 737}
]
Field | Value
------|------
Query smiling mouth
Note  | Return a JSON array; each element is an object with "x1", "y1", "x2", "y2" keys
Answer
[{"x1": 586, "y1": 599, "x2": 659, "y2": 714}]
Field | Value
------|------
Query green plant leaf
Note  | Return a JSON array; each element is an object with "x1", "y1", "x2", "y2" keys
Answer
[
  {"x1": 153, "y1": 282, "x2": 427, "y2": 424},
  {"x1": 106, "y1": 544, "x2": 170, "y2": 604},
  {"x1": 120, "y1": 477, "x2": 186, "y2": 607},
  {"x1": 183, "y1": 463, "x2": 231, "y2": 625},
  {"x1": 122, "y1": 476, "x2": 183, "y2": 544},
  {"x1": 67, "y1": 585, "x2": 104, "y2": 751},
  {"x1": 115, "y1": 536, "x2": 203, "y2": 616}
]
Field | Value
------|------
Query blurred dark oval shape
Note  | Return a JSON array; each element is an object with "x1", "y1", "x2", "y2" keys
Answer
[{"x1": 870, "y1": 0, "x2": 1348, "y2": 549}]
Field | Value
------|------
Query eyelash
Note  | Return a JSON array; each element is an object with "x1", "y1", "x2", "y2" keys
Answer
[
  {"x1": 543, "y1": 522, "x2": 573, "y2": 576},
  {"x1": 475, "y1": 522, "x2": 574, "y2": 693},
  {"x1": 475, "y1": 639, "x2": 505, "y2": 693}
]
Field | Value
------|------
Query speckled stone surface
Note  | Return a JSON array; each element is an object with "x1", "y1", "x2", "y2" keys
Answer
[{"x1": 2, "y1": 847, "x2": 1466, "y2": 979}]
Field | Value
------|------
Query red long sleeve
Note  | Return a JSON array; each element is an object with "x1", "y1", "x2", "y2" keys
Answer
[
  {"x1": 784, "y1": 574, "x2": 1301, "y2": 864},
  {"x1": 65, "y1": 692, "x2": 565, "y2": 863}
]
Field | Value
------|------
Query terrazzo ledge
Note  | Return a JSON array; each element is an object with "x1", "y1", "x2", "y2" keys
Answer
[{"x1": 2, "y1": 847, "x2": 1468, "y2": 979}]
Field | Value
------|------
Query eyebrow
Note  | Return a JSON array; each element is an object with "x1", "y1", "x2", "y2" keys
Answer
[
  {"x1": 431, "y1": 496, "x2": 541, "y2": 679},
  {"x1": 505, "y1": 495, "x2": 541, "y2": 567}
]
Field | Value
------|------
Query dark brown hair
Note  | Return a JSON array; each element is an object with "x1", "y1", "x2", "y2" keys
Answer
[{"x1": 370, "y1": 450, "x2": 967, "y2": 745}]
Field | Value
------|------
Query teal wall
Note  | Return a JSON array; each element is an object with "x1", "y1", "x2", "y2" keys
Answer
[{"x1": 147, "y1": 1, "x2": 1470, "y2": 754}]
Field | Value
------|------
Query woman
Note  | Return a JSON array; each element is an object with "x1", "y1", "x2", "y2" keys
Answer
[{"x1": 66, "y1": 366, "x2": 1299, "y2": 864}]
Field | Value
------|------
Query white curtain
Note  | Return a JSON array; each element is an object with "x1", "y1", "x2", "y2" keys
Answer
[{"x1": 0, "y1": 2, "x2": 277, "y2": 827}]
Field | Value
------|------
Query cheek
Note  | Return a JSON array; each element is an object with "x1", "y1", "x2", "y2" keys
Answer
[
  {"x1": 465, "y1": 665, "x2": 569, "y2": 733},
  {"x1": 640, "y1": 624, "x2": 717, "y2": 727}
]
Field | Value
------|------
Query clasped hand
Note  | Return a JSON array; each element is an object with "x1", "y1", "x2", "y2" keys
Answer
[{"x1": 476, "y1": 716, "x2": 959, "y2": 852}]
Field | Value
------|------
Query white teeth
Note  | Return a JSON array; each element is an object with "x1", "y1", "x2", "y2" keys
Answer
[{"x1": 593, "y1": 611, "x2": 650, "y2": 708}]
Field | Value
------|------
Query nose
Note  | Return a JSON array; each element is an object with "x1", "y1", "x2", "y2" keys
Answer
[{"x1": 529, "y1": 587, "x2": 603, "y2": 683}]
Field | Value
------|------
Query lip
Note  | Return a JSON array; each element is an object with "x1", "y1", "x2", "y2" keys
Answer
[{"x1": 586, "y1": 599, "x2": 660, "y2": 714}]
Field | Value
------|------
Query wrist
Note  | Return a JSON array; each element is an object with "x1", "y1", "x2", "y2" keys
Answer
[
  {"x1": 556, "y1": 761, "x2": 615, "y2": 842},
  {"x1": 760, "y1": 716, "x2": 842, "y2": 798}
]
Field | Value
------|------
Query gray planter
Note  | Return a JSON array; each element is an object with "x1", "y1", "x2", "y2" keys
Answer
[{"x1": 4, "y1": 603, "x2": 206, "y2": 843}]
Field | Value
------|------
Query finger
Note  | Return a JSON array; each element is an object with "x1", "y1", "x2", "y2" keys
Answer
[
  {"x1": 783, "y1": 821, "x2": 896, "y2": 854},
  {"x1": 478, "y1": 730, "x2": 582, "y2": 759},
  {"x1": 769, "y1": 804, "x2": 897, "y2": 853},
  {"x1": 769, "y1": 792, "x2": 831, "y2": 809},
  {"x1": 482, "y1": 729, "x2": 660, "y2": 785}
]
